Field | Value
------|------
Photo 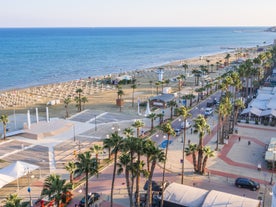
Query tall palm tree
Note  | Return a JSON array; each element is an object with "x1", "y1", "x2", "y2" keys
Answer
[
  {"x1": 75, "y1": 88, "x2": 83, "y2": 112},
  {"x1": 155, "y1": 82, "x2": 160, "y2": 95},
  {"x1": 167, "y1": 100, "x2": 177, "y2": 120},
  {"x1": 201, "y1": 146, "x2": 215, "y2": 174},
  {"x1": 63, "y1": 96, "x2": 71, "y2": 118},
  {"x1": 160, "y1": 122, "x2": 176, "y2": 207},
  {"x1": 75, "y1": 152, "x2": 98, "y2": 207},
  {"x1": 145, "y1": 143, "x2": 165, "y2": 207},
  {"x1": 157, "y1": 113, "x2": 164, "y2": 125},
  {"x1": 225, "y1": 53, "x2": 231, "y2": 66},
  {"x1": 5, "y1": 194, "x2": 22, "y2": 207},
  {"x1": 0, "y1": 114, "x2": 8, "y2": 140},
  {"x1": 185, "y1": 143, "x2": 198, "y2": 172},
  {"x1": 182, "y1": 63, "x2": 188, "y2": 75},
  {"x1": 117, "y1": 89, "x2": 125, "y2": 112},
  {"x1": 81, "y1": 96, "x2": 88, "y2": 111},
  {"x1": 147, "y1": 113, "x2": 157, "y2": 131},
  {"x1": 65, "y1": 161, "x2": 76, "y2": 184},
  {"x1": 123, "y1": 127, "x2": 134, "y2": 138},
  {"x1": 234, "y1": 99, "x2": 245, "y2": 125},
  {"x1": 117, "y1": 153, "x2": 134, "y2": 207},
  {"x1": 90, "y1": 144, "x2": 103, "y2": 164},
  {"x1": 105, "y1": 132, "x2": 124, "y2": 207},
  {"x1": 132, "y1": 120, "x2": 145, "y2": 137},
  {"x1": 131, "y1": 84, "x2": 137, "y2": 107},
  {"x1": 41, "y1": 174, "x2": 72, "y2": 207},
  {"x1": 178, "y1": 106, "x2": 191, "y2": 184},
  {"x1": 193, "y1": 115, "x2": 210, "y2": 174}
]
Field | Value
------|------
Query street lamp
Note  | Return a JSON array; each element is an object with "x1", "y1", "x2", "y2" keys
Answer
[
  {"x1": 94, "y1": 115, "x2": 97, "y2": 131},
  {"x1": 24, "y1": 167, "x2": 35, "y2": 207},
  {"x1": 112, "y1": 123, "x2": 120, "y2": 133}
]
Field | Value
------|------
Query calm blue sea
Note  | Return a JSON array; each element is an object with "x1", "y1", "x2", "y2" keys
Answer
[{"x1": 0, "y1": 27, "x2": 275, "y2": 91}]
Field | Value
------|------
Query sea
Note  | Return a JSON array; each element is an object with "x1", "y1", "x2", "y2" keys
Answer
[{"x1": 0, "y1": 27, "x2": 276, "y2": 91}]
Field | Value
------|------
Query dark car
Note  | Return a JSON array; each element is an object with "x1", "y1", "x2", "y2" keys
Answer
[
  {"x1": 143, "y1": 180, "x2": 169, "y2": 192},
  {"x1": 79, "y1": 193, "x2": 100, "y2": 207},
  {"x1": 235, "y1": 177, "x2": 260, "y2": 191}
]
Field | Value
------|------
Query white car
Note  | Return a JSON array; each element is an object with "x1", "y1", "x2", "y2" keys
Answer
[
  {"x1": 181, "y1": 120, "x2": 191, "y2": 129},
  {"x1": 204, "y1": 107, "x2": 213, "y2": 116},
  {"x1": 174, "y1": 128, "x2": 181, "y2": 136}
]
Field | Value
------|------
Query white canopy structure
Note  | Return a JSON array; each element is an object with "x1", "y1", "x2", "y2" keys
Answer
[
  {"x1": 0, "y1": 161, "x2": 39, "y2": 188},
  {"x1": 163, "y1": 183, "x2": 260, "y2": 207},
  {"x1": 240, "y1": 107, "x2": 262, "y2": 116}
]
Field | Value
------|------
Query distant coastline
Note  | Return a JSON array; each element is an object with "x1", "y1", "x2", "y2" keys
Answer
[{"x1": 265, "y1": 26, "x2": 276, "y2": 32}]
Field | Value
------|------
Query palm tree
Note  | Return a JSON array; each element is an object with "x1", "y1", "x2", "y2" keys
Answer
[
  {"x1": 182, "y1": 63, "x2": 188, "y2": 75},
  {"x1": 75, "y1": 88, "x2": 83, "y2": 112},
  {"x1": 117, "y1": 153, "x2": 135, "y2": 206},
  {"x1": 117, "y1": 89, "x2": 125, "y2": 112},
  {"x1": 147, "y1": 113, "x2": 157, "y2": 131},
  {"x1": 192, "y1": 69, "x2": 201, "y2": 86},
  {"x1": 131, "y1": 84, "x2": 137, "y2": 107},
  {"x1": 90, "y1": 144, "x2": 103, "y2": 164},
  {"x1": 145, "y1": 144, "x2": 165, "y2": 207},
  {"x1": 225, "y1": 53, "x2": 231, "y2": 66},
  {"x1": 201, "y1": 146, "x2": 215, "y2": 174},
  {"x1": 234, "y1": 99, "x2": 245, "y2": 125},
  {"x1": 105, "y1": 132, "x2": 124, "y2": 207},
  {"x1": 63, "y1": 96, "x2": 71, "y2": 118},
  {"x1": 132, "y1": 120, "x2": 145, "y2": 137},
  {"x1": 0, "y1": 114, "x2": 8, "y2": 140},
  {"x1": 157, "y1": 113, "x2": 164, "y2": 125},
  {"x1": 5, "y1": 194, "x2": 22, "y2": 207},
  {"x1": 123, "y1": 127, "x2": 134, "y2": 138},
  {"x1": 65, "y1": 161, "x2": 76, "y2": 184},
  {"x1": 160, "y1": 122, "x2": 176, "y2": 207},
  {"x1": 178, "y1": 106, "x2": 191, "y2": 184},
  {"x1": 167, "y1": 100, "x2": 177, "y2": 120},
  {"x1": 155, "y1": 82, "x2": 160, "y2": 95},
  {"x1": 81, "y1": 96, "x2": 88, "y2": 111},
  {"x1": 41, "y1": 174, "x2": 72, "y2": 207},
  {"x1": 193, "y1": 115, "x2": 210, "y2": 174},
  {"x1": 185, "y1": 143, "x2": 198, "y2": 172},
  {"x1": 75, "y1": 152, "x2": 98, "y2": 207}
]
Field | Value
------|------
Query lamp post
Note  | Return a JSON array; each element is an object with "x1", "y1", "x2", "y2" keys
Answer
[
  {"x1": 179, "y1": 118, "x2": 188, "y2": 184},
  {"x1": 73, "y1": 125, "x2": 76, "y2": 142},
  {"x1": 112, "y1": 123, "x2": 120, "y2": 133},
  {"x1": 24, "y1": 167, "x2": 35, "y2": 207},
  {"x1": 94, "y1": 115, "x2": 97, "y2": 131}
]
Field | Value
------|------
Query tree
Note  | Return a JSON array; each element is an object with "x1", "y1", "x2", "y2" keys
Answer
[
  {"x1": 117, "y1": 89, "x2": 125, "y2": 112},
  {"x1": 0, "y1": 114, "x2": 8, "y2": 140},
  {"x1": 90, "y1": 144, "x2": 103, "y2": 164},
  {"x1": 65, "y1": 161, "x2": 76, "y2": 184},
  {"x1": 193, "y1": 115, "x2": 210, "y2": 174},
  {"x1": 192, "y1": 69, "x2": 201, "y2": 86},
  {"x1": 201, "y1": 146, "x2": 215, "y2": 174},
  {"x1": 167, "y1": 100, "x2": 177, "y2": 120},
  {"x1": 182, "y1": 63, "x2": 188, "y2": 75},
  {"x1": 105, "y1": 132, "x2": 124, "y2": 207},
  {"x1": 132, "y1": 120, "x2": 145, "y2": 137},
  {"x1": 123, "y1": 127, "x2": 134, "y2": 138},
  {"x1": 157, "y1": 113, "x2": 164, "y2": 125},
  {"x1": 41, "y1": 174, "x2": 72, "y2": 207},
  {"x1": 178, "y1": 106, "x2": 191, "y2": 184},
  {"x1": 4, "y1": 194, "x2": 22, "y2": 207},
  {"x1": 81, "y1": 96, "x2": 88, "y2": 111},
  {"x1": 63, "y1": 96, "x2": 71, "y2": 118},
  {"x1": 131, "y1": 84, "x2": 137, "y2": 107},
  {"x1": 185, "y1": 143, "x2": 198, "y2": 172},
  {"x1": 117, "y1": 153, "x2": 134, "y2": 206},
  {"x1": 147, "y1": 113, "x2": 157, "y2": 131},
  {"x1": 225, "y1": 53, "x2": 231, "y2": 66},
  {"x1": 75, "y1": 152, "x2": 98, "y2": 207},
  {"x1": 75, "y1": 88, "x2": 83, "y2": 112},
  {"x1": 155, "y1": 82, "x2": 160, "y2": 95},
  {"x1": 160, "y1": 122, "x2": 176, "y2": 207},
  {"x1": 144, "y1": 143, "x2": 165, "y2": 207},
  {"x1": 234, "y1": 99, "x2": 245, "y2": 125}
]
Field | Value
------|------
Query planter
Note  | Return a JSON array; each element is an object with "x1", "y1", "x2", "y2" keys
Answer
[{"x1": 116, "y1": 99, "x2": 124, "y2": 107}]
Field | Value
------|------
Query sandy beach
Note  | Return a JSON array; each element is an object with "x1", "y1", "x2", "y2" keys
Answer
[{"x1": 0, "y1": 47, "x2": 257, "y2": 119}]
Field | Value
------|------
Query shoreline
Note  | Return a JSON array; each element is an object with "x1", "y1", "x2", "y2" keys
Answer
[{"x1": 0, "y1": 45, "x2": 264, "y2": 112}]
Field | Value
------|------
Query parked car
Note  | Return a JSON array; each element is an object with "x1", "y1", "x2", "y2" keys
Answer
[
  {"x1": 235, "y1": 177, "x2": 260, "y2": 191},
  {"x1": 204, "y1": 107, "x2": 213, "y2": 116},
  {"x1": 79, "y1": 193, "x2": 100, "y2": 207},
  {"x1": 174, "y1": 128, "x2": 181, "y2": 136},
  {"x1": 181, "y1": 120, "x2": 191, "y2": 129},
  {"x1": 143, "y1": 180, "x2": 170, "y2": 192}
]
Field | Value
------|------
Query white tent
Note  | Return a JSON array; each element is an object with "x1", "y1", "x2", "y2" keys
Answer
[
  {"x1": 163, "y1": 182, "x2": 208, "y2": 207},
  {"x1": 202, "y1": 190, "x2": 260, "y2": 207},
  {"x1": 240, "y1": 107, "x2": 262, "y2": 116},
  {"x1": 0, "y1": 161, "x2": 39, "y2": 188}
]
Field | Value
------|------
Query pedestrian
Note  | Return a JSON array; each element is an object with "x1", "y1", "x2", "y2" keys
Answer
[
  {"x1": 238, "y1": 137, "x2": 241, "y2": 142},
  {"x1": 188, "y1": 139, "x2": 191, "y2": 146},
  {"x1": 190, "y1": 127, "x2": 193, "y2": 134},
  {"x1": 248, "y1": 141, "x2": 251, "y2": 145}
]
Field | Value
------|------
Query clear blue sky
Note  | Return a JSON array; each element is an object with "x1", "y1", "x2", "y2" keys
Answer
[{"x1": 0, "y1": 0, "x2": 275, "y2": 27}]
